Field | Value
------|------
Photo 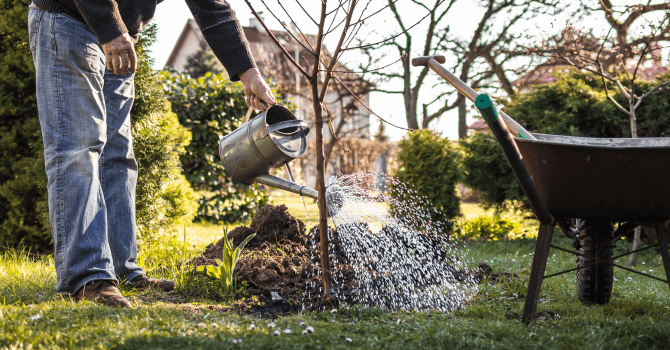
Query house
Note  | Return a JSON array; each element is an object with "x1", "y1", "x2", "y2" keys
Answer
[
  {"x1": 467, "y1": 119, "x2": 489, "y2": 135},
  {"x1": 166, "y1": 17, "x2": 388, "y2": 186}
]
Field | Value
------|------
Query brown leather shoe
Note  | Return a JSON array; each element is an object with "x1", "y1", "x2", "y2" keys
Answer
[
  {"x1": 75, "y1": 280, "x2": 133, "y2": 308},
  {"x1": 128, "y1": 274, "x2": 175, "y2": 292}
]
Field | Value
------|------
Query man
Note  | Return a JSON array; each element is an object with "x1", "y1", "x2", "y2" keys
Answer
[{"x1": 28, "y1": 0, "x2": 275, "y2": 308}]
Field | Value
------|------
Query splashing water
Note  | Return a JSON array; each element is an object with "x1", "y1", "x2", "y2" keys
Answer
[{"x1": 303, "y1": 172, "x2": 477, "y2": 313}]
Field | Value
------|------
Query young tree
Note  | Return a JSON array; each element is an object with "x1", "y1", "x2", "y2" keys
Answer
[{"x1": 242, "y1": 0, "x2": 424, "y2": 296}]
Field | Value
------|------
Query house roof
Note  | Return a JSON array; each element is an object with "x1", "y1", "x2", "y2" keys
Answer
[
  {"x1": 165, "y1": 19, "x2": 371, "y2": 95},
  {"x1": 468, "y1": 119, "x2": 488, "y2": 131}
]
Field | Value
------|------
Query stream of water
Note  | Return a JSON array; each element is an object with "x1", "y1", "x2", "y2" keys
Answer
[{"x1": 303, "y1": 172, "x2": 477, "y2": 313}]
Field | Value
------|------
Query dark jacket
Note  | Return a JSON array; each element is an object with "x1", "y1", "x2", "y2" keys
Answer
[{"x1": 33, "y1": 0, "x2": 255, "y2": 80}]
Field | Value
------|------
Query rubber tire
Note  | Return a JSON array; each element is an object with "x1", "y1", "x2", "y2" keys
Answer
[{"x1": 576, "y1": 220, "x2": 614, "y2": 305}]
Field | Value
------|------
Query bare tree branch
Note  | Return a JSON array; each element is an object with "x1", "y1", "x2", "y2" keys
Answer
[
  {"x1": 332, "y1": 75, "x2": 411, "y2": 130},
  {"x1": 292, "y1": 0, "x2": 318, "y2": 26},
  {"x1": 244, "y1": 0, "x2": 311, "y2": 78}
]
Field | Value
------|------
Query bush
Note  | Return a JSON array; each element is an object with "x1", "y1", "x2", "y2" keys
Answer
[
  {"x1": 131, "y1": 26, "x2": 197, "y2": 242},
  {"x1": 161, "y1": 71, "x2": 276, "y2": 223},
  {"x1": 458, "y1": 215, "x2": 523, "y2": 241},
  {"x1": 460, "y1": 70, "x2": 670, "y2": 211},
  {"x1": 459, "y1": 133, "x2": 526, "y2": 212},
  {"x1": 0, "y1": 16, "x2": 196, "y2": 251},
  {"x1": 390, "y1": 129, "x2": 462, "y2": 224},
  {"x1": 507, "y1": 70, "x2": 670, "y2": 137}
]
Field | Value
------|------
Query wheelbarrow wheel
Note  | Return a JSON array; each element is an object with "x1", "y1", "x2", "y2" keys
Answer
[{"x1": 576, "y1": 220, "x2": 614, "y2": 304}]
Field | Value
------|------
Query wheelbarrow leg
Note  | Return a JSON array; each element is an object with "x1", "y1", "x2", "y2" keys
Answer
[
  {"x1": 522, "y1": 223, "x2": 555, "y2": 324},
  {"x1": 655, "y1": 222, "x2": 670, "y2": 291}
]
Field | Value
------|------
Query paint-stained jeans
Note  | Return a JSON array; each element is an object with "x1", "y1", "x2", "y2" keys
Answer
[{"x1": 28, "y1": 6, "x2": 143, "y2": 294}]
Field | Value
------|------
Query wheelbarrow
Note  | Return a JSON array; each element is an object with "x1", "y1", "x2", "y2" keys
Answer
[{"x1": 412, "y1": 55, "x2": 670, "y2": 324}]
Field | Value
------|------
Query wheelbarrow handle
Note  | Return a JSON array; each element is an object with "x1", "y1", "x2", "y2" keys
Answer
[
  {"x1": 475, "y1": 94, "x2": 553, "y2": 225},
  {"x1": 412, "y1": 56, "x2": 536, "y2": 140}
]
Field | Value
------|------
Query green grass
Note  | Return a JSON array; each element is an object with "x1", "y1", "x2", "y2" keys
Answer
[{"x1": 2, "y1": 213, "x2": 670, "y2": 349}]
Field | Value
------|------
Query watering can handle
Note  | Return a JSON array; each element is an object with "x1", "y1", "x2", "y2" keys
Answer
[{"x1": 267, "y1": 120, "x2": 309, "y2": 134}]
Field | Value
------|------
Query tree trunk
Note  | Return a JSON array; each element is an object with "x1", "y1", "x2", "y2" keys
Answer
[
  {"x1": 312, "y1": 82, "x2": 332, "y2": 297},
  {"x1": 627, "y1": 100, "x2": 640, "y2": 266},
  {"x1": 458, "y1": 96, "x2": 467, "y2": 139},
  {"x1": 626, "y1": 226, "x2": 642, "y2": 266}
]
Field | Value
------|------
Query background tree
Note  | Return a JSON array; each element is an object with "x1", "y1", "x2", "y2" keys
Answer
[
  {"x1": 357, "y1": 0, "x2": 458, "y2": 130},
  {"x1": 183, "y1": 40, "x2": 223, "y2": 78},
  {"x1": 356, "y1": 0, "x2": 561, "y2": 135},
  {"x1": 444, "y1": 0, "x2": 561, "y2": 138}
]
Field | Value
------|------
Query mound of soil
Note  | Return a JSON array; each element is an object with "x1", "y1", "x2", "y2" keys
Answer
[
  {"x1": 191, "y1": 205, "x2": 325, "y2": 316},
  {"x1": 190, "y1": 204, "x2": 475, "y2": 316}
]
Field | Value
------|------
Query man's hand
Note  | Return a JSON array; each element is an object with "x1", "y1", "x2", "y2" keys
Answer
[
  {"x1": 238, "y1": 68, "x2": 277, "y2": 110},
  {"x1": 101, "y1": 33, "x2": 137, "y2": 76}
]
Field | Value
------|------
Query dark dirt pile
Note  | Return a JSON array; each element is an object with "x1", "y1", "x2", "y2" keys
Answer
[
  {"x1": 191, "y1": 205, "x2": 326, "y2": 315},
  {"x1": 191, "y1": 204, "x2": 476, "y2": 316}
]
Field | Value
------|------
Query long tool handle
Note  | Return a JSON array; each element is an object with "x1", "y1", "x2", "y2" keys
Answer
[
  {"x1": 475, "y1": 94, "x2": 553, "y2": 225},
  {"x1": 412, "y1": 56, "x2": 536, "y2": 140}
]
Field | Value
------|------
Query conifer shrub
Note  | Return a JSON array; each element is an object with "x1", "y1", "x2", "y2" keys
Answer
[
  {"x1": 128, "y1": 26, "x2": 198, "y2": 242},
  {"x1": 390, "y1": 129, "x2": 462, "y2": 228},
  {"x1": 0, "y1": 0, "x2": 50, "y2": 251},
  {"x1": 459, "y1": 133, "x2": 526, "y2": 212},
  {"x1": 0, "y1": 14, "x2": 196, "y2": 251}
]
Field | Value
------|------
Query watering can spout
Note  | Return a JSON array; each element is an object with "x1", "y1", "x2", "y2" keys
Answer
[
  {"x1": 253, "y1": 174, "x2": 344, "y2": 216},
  {"x1": 253, "y1": 174, "x2": 319, "y2": 199}
]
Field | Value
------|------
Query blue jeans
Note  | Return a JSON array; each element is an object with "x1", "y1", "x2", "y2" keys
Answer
[{"x1": 29, "y1": 6, "x2": 144, "y2": 294}]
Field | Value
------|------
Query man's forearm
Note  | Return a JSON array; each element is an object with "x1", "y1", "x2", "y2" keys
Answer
[
  {"x1": 72, "y1": 0, "x2": 128, "y2": 44},
  {"x1": 185, "y1": 0, "x2": 256, "y2": 81}
]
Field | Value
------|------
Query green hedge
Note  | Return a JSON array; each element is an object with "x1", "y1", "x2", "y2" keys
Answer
[
  {"x1": 0, "y1": 0, "x2": 50, "y2": 252},
  {"x1": 160, "y1": 72, "x2": 273, "y2": 223},
  {"x1": 390, "y1": 129, "x2": 462, "y2": 227}
]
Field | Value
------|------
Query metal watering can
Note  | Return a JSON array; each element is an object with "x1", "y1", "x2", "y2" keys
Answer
[{"x1": 218, "y1": 105, "x2": 319, "y2": 200}]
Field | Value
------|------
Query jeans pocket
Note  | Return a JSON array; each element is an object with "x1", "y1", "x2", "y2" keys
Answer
[{"x1": 28, "y1": 7, "x2": 43, "y2": 53}]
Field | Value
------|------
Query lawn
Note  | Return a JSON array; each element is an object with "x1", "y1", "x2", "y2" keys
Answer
[{"x1": 2, "y1": 203, "x2": 670, "y2": 349}]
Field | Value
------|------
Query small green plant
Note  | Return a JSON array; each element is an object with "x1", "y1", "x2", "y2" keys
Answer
[
  {"x1": 193, "y1": 228, "x2": 255, "y2": 295},
  {"x1": 458, "y1": 215, "x2": 523, "y2": 241}
]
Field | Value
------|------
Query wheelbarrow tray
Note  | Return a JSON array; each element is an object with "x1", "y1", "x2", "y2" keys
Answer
[{"x1": 515, "y1": 133, "x2": 670, "y2": 221}]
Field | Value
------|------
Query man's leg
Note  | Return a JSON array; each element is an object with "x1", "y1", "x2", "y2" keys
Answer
[
  {"x1": 30, "y1": 8, "x2": 117, "y2": 294},
  {"x1": 100, "y1": 68, "x2": 144, "y2": 284},
  {"x1": 100, "y1": 39, "x2": 175, "y2": 292}
]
